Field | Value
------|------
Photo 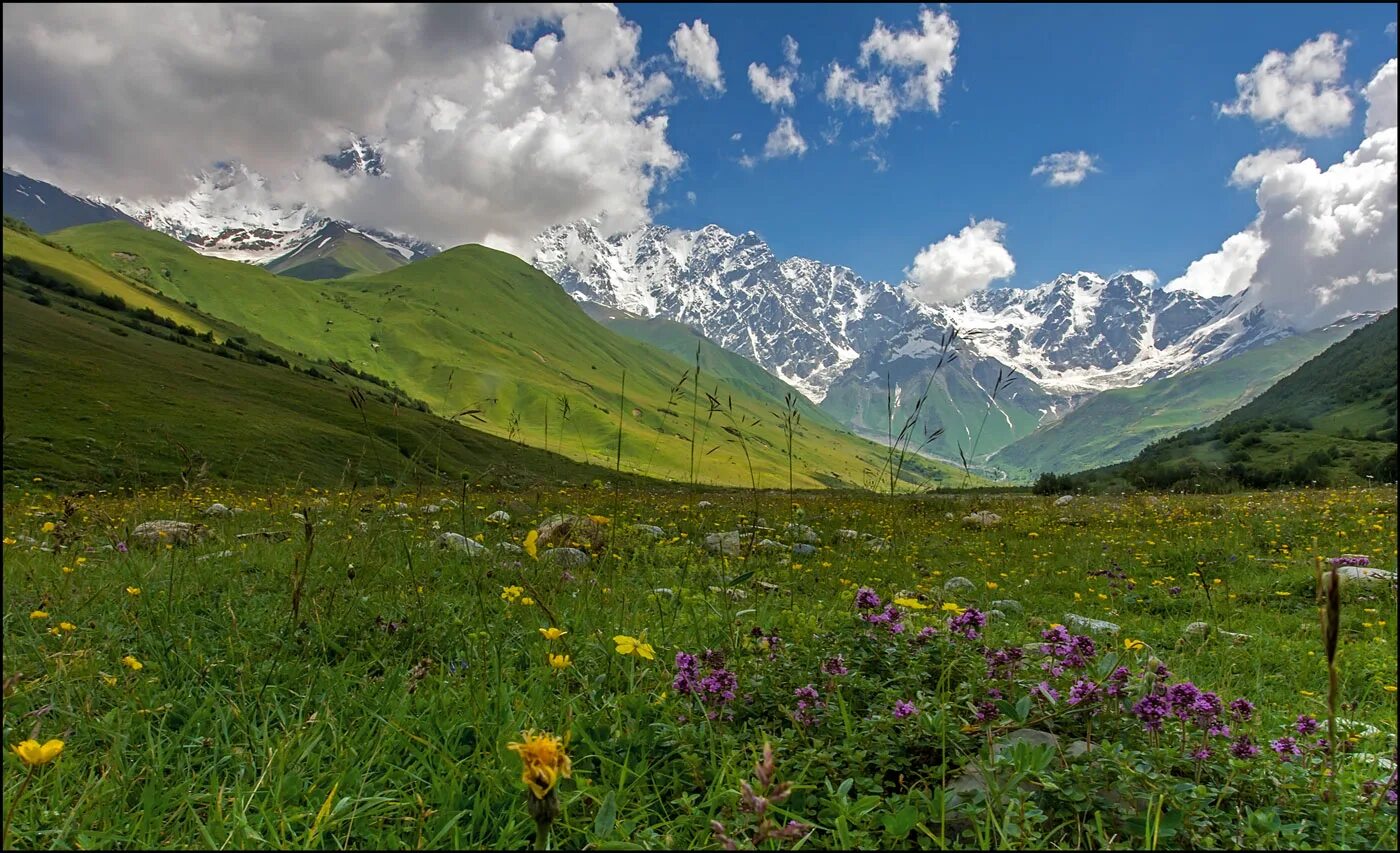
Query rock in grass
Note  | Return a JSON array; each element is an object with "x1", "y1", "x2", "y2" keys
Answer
[
  {"x1": 1335, "y1": 565, "x2": 1397, "y2": 589},
  {"x1": 195, "y1": 549, "x2": 234, "y2": 562},
  {"x1": 696, "y1": 500, "x2": 713, "y2": 509},
  {"x1": 963, "y1": 511, "x2": 1001, "y2": 527},
  {"x1": 496, "y1": 542, "x2": 524, "y2": 555},
  {"x1": 420, "y1": 504, "x2": 441, "y2": 515},
  {"x1": 132, "y1": 520, "x2": 210, "y2": 548},
  {"x1": 1181, "y1": 621, "x2": 1252, "y2": 644},
  {"x1": 785, "y1": 523, "x2": 819, "y2": 544},
  {"x1": 990, "y1": 599, "x2": 1023, "y2": 615},
  {"x1": 631, "y1": 524, "x2": 665, "y2": 538},
  {"x1": 756, "y1": 538, "x2": 787, "y2": 553},
  {"x1": 1054, "y1": 495, "x2": 1074, "y2": 506},
  {"x1": 986, "y1": 609, "x2": 1007, "y2": 622},
  {"x1": 993, "y1": 728, "x2": 1060, "y2": 758},
  {"x1": 536, "y1": 514, "x2": 605, "y2": 552},
  {"x1": 204, "y1": 503, "x2": 233, "y2": 517},
  {"x1": 1064, "y1": 613, "x2": 1120, "y2": 635},
  {"x1": 791, "y1": 543, "x2": 817, "y2": 556},
  {"x1": 486, "y1": 510, "x2": 511, "y2": 524},
  {"x1": 944, "y1": 576, "x2": 976, "y2": 594},
  {"x1": 436, "y1": 532, "x2": 485, "y2": 556},
  {"x1": 542, "y1": 547, "x2": 590, "y2": 569},
  {"x1": 836, "y1": 528, "x2": 859, "y2": 540}
]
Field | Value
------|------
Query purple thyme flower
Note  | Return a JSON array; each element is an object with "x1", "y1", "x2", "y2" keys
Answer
[
  {"x1": 1228, "y1": 698, "x2": 1255, "y2": 723},
  {"x1": 701, "y1": 648, "x2": 727, "y2": 669},
  {"x1": 116, "y1": 541, "x2": 128, "y2": 554},
  {"x1": 821, "y1": 655, "x2": 848, "y2": 677},
  {"x1": 1192, "y1": 747, "x2": 1213, "y2": 761},
  {"x1": 673, "y1": 652, "x2": 700, "y2": 694},
  {"x1": 793, "y1": 684, "x2": 823, "y2": 727},
  {"x1": 1032, "y1": 681, "x2": 1061, "y2": 704},
  {"x1": 1326, "y1": 554, "x2": 1370, "y2": 567},
  {"x1": 1106, "y1": 666, "x2": 1132, "y2": 698},
  {"x1": 949, "y1": 607, "x2": 986, "y2": 640},
  {"x1": 913, "y1": 625, "x2": 938, "y2": 644},
  {"x1": 1230, "y1": 735, "x2": 1260, "y2": 759},
  {"x1": 1133, "y1": 692, "x2": 1170, "y2": 732},
  {"x1": 1271, "y1": 737, "x2": 1302, "y2": 761},
  {"x1": 984, "y1": 647, "x2": 1025, "y2": 680},
  {"x1": 700, "y1": 668, "x2": 739, "y2": 705},
  {"x1": 1068, "y1": 678, "x2": 1101, "y2": 707},
  {"x1": 973, "y1": 700, "x2": 998, "y2": 722},
  {"x1": 893, "y1": 700, "x2": 917, "y2": 719},
  {"x1": 1167, "y1": 586, "x2": 1182, "y2": 597},
  {"x1": 1295, "y1": 715, "x2": 1320, "y2": 736},
  {"x1": 855, "y1": 586, "x2": 882, "y2": 610}
]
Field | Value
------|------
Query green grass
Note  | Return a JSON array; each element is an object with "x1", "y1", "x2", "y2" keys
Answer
[
  {"x1": 993, "y1": 320, "x2": 1367, "y2": 478},
  {"x1": 267, "y1": 229, "x2": 413, "y2": 280},
  {"x1": 2, "y1": 484, "x2": 1395, "y2": 848},
  {"x1": 49, "y1": 221, "x2": 977, "y2": 490}
]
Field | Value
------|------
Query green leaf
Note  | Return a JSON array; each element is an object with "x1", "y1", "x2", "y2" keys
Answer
[
  {"x1": 593, "y1": 791, "x2": 617, "y2": 839},
  {"x1": 1014, "y1": 695, "x2": 1032, "y2": 722},
  {"x1": 882, "y1": 804, "x2": 920, "y2": 837}
]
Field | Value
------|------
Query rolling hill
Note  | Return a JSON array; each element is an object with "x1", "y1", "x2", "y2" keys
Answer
[
  {"x1": 45, "y1": 221, "x2": 974, "y2": 489},
  {"x1": 1066, "y1": 310, "x2": 1397, "y2": 490},
  {"x1": 992, "y1": 316, "x2": 1370, "y2": 477}
]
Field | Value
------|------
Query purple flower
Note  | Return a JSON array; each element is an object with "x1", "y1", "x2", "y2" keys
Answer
[
  {"x1": 1133, "y1": 692, "x2": 1170, "y2": 732},
  {"x1": 115, "y1": 541, "x2": 128, "y2": 554},
  {"x1": 948, "y1": 607, "x2": 987, "y2": 640},
  {"x1": 1271, "y1": 737, "x2": 1302, "y2": 761},
  {"x1": 973, "y1": 700, "x2": 998, "y2": 722},
  {"x1": 673, "y1": 652, "x2": 700, "y2": 694},
  {"x1": 913, "y1": 625, "x2": 938, "y2": 645},
  {"x1": 1032, "y1": 681, "x2": 1061, "y2": 704},
  {"x1": 700, "y1": 668, "x2": 739, "y2": 705},
  {"x1": 1106, "y1": 666, "x2": 1132, "y2": 698},
  {"x1": 893, "y1": 700, "x2": 917, "y2": 719},
  {"x1": 701, "y1": 648, "x2": 727, "y2": 669},
  {"x1": 1192, "y1": 747, "x2": 1213, "y2": 761},
  {"x1": 984, "y1": 647, "x2": 1025, "y2": 680},
  {"x1": 1068, "y1": 678, "x2": 1101, "y2": 707},
  {"x1": 855, "y1": 587, "x2": 882, "y2": 610},
  {"x1": 1326, "y1": 554, "x2": 1369, "y2": 567},
  {"x1": 1230, "y1": 735, "x2": 1260, "y2": 759},
  {"x1": 1295, "y1": 714, "x2": 1320, "y2": 736},
  {"x1": 1166, "y1": 682, "x2": 1202, "y2": 720},
  {"x1": 793, "y1": 684, "x2": 823, "y2": 727},
  {"x1": 1167, "y1": 586, "x2": 1182, "y2": 597},
  {"x1": 821, "y1": 655, "x2": 848, "y2": 677},
  {"x1": 1228, "y1": 698, "x2": 1255, "y2": 723}
]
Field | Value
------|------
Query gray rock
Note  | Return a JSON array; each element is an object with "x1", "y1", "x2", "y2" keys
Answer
[
  {"x1": 132, "y1": 520, "x2": 211, "y2": 548},
  {"x1": 195, "y1": 549, "x2": 235, "y2": 562},
  {"x1": 756, "y1": 538, "x2": 787, "y2": 553},
  {"x1": 1065, "y1": 740, "x2": 1094, "y2": 759},
  {"x1": 536, "y1": 514, "x2": 604, "y2": 551},
  {"x1": 993, "y1": 728, "x2": 1060, "y2": 759},
  {"x1": 204, "y1": 503, "x2": 233, "y2": 517},
  {"x1": 1335, "y1": 565, "x2": 1397, "y2": 588},
  {"x1": 1054, "y1": 494, "x2": 1075, "y2": 507},
  {"x1": 986, "y1": 609, "x2": 1007, "y2": 622},
  {"x1": 791, "y1": 543, "x2": 817, "y2": 556},
  {"x1": 1181, "y1": 621, "x2": 1252, "y2": 644},
  {"x1": 496, "y1": 542, "x2": 524, "y2": 555},
  {"x1": 486, "y1": 510, "x2": 511, "y2": 524},
  {"x1": 436, "y1": 532, "x2": 485, "y2": 556},
  {"x1": 420, "y1": 504, "x2": 441, "y2": 515},
  {"x1": 864, "y1": 537, "x2": 889, "y2": 552},
  {"x1": 704, "y1": 531, "x2": 746, "y2": 556},
  {"x1": 1064, "y1": 613, "x2": 1120, "y2": 635},
  {"x1": 542, "y1": 547, "x2": 590, "y2": 568},
  {"x1": 631, "y1": 524, "x2": 665, "y2": 538},
  {"x1": 708, "y1": 585, "x2": 748, "y2": 600},
  {"x1": 696, "y1": 500, "x2": 713, "y2": 509},
  {"x1": 785, "y1": 523, "x2": 819, "y2": 544},
  {"x1": 990, "y1": 599, "x2": 1023, "y2": 615},
  {"x1": 836, "y1": 528, "x2": 860, "y2": 540},
  {"x1": 944, "y1": 576, "x2": 976, "y2": 594},
  {"x1": 963, "y1": 511, "x2": 1002, "y2": 527}
]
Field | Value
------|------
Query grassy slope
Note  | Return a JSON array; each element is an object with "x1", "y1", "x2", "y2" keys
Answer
[
  {"x1": 52, "y1": 222, "x2": 973, "y2": 489},
  {"x1": 1, "y1": 286, "x2": 633, "y2": 490},
  {"x1": 1075, "y1": 310, "x2": 1398, "y2": 489},
  {"x1": 993, "y1": 320, "x2": 1364, "y2": 477}
]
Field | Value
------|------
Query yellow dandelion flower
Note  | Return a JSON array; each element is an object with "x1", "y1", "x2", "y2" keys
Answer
[
  {"x1": 41, "y1": 522, "x2": 56, "y2": 534},
  {"x1": 507, "y1": 730, "x2": 572, "y2": 799},
  {"x1": 892, "y1": 597, "x2": 929, "y2": 610},
  {"x1": 126, "y1": 587, "x2": 141, "y2": 596},
  {"x1": 30, "y1": 610, "x2": 48, "y2": 620},
  {"x1": 121, "y1": 655, "x2": 143, "y2": 671}
]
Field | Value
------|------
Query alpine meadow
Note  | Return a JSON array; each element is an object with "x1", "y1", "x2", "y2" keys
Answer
[{"x1": 2, "y1": 4, "x2": 1397, "y2": 851}]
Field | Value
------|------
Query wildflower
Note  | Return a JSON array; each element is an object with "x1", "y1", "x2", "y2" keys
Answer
[
  {"x1": 948, "y1": 607, "x2": 986, "y2": 640},
  {"x1": 2, "y1": 537, "x2": 14, "y2": 546},
  {"x1": 1132, "y1": 692, "x2": 1170, "y2": 732},
  {"x1": 940, "y1": 602, "x2": 964, "y2": 614},
  {"x1": 507, "y1": 729, "x2": 572, "y2": 799},
  {"x1": 29, "y1": 610, "x2": 48, "y2": 620},
  {"x1": 116, "y1": 541, "x2": 128, "y2": 554},
  {"x1": 1326, "y1": 554, "x2": 1370, "y2": 568},
  {"x1": 1228, "y1": 698, "x2": 1256, "y2": 723},
  {"x1": 855, "y1": 587, "x2": 882, "y2": 610},
  {"x1": 792, "y1": 685, "x2": 823, "y2": 727},
  {"x1": 893, "y1": 700, "x2": 917, "y2": 719},
  {"x1": 539, "y1": 627, "x2": 567, "y2": 641},
  {"x1": 985, "y1": 581, "x2": 998, "y2": 590},
  {"x1": 126, "y1": 587, "x2": 141, "y2": 596},
  {"x1": 520, "y1": 597, "x2": 535, "y2": 606},
  {"x1": 1192, "y1": 747, "x2": 1213, "y2": 761},
  {"x1": 892, "y1": 596, "x2": 928, "y2": 610},
  {"x1": 613, "y1": 635, "x2": 655, "y2": 660},
  {"x1": 41, "y1": 522, "x2": 55, "y2": 534},
  {"x1": 548, "y1": 653, "x2": 571, "y2": 670},
  {"x1": 913, "y1": 625, "x2": 938, "y2": 645},
  {"x1": 1229, "y1": 735, "x2": 1260, "y2": 759},
  {"x1": 1123, "y1": 638, "x2": 1146, "y2": 651},
  {"x1": 673, "y1": 652, "x2": 700, "y2": 693},
  {"x1": 500, "y1": 585, "x2": 524, "y2": 602},
  {"x1": 1271, "y1": 737, "x2": 1302, "y2": 761},
  {"x1": 1296, "y1": 714, "x2": 1320, "y2": 736},
  {"x1": 820, "y1": 655, "x2": 848, "y2": 677},
  {"x1": 1068, "y1": 679, "x2": 1101, "y2": 707},
  {"x1": 10, "y1": 739, "x2": 63, "y2": 767},
  {"x1": 522, "y1": 530, "x2": 539, "y2": 560},
  {"x1": 121, "y1": 655, "x2": 143, "y2": 671}
]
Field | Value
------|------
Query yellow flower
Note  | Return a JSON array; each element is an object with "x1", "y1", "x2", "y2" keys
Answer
[
  {"x1": 10, "y1": 739, "x2": 63, "y2": 767},
  {"x1": 30, "y1": 610, "x2": 48, "y2": 620},
  {"x1": 1275, "y1": 591, "x2": 1291, "y2": 597},
  {"x1": 59, "y1": 622, "x2": 76, "y2": 632},
  {"x1": 520, "y1": 597, "x2": 535, "y2": 606},
  {"x1": 41, "y1": 522, "x2": 56, "y2": 534},
  {"x1": 121, "y1": 655, "x2": 143, "y2": 671},
  {"x1": 940, "y1": 602, "x2": 964, "y2": 615},
  {"x1": 126, "y1": 587, "x2": 141, "y2": 596},
  {"x1": 507, "y1": 729, "x2": 572, "y2": 799},
  {"x1": 588, "y1": 515, "x2": 611, "y2": 525},
  {"x1": 1123, "y1": 638, "x2": 1146, "y2": 651},
  {"x1": 2, "y1": 537, "x2": 15, "y2": 546},
  {"x1": 985, "y1": 581, "x2": 999, "y2": 590},
  {"x1": 523, "y1": 529, "x2": 539, "y2": 560},
  {"x1": 539, "y1": 627, "x2": 567, "y2": 641},
  {"x1": 548, "y1": 653, "x2": 571, "y2": 670},
  {"x1": 892, "y1": 597, "x2": 929, "y2": 610},
  {"x1": 500, "y1": 585, "x2": 524, "y2": 602},
  {"x1": 1299, "y1": 689, "x2": 1316, "y2": 697},
  {"x1": 1384, "y1": 685, "x2": 1397, "y2": 693},
  {"x1": 613, "y1": 635, "x2": 656, "y2": 660}
]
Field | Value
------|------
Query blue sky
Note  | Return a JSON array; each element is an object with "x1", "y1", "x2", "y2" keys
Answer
[{"x1": 622, "y1": 3, "x2": 1398, "y2": 288}]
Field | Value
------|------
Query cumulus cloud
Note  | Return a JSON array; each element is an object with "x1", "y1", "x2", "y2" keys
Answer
[
  {"x1": 1031, "y1": 150, "x2": 1100, "y2": 187},
  {"x1": 749, "y1": 62, "x2": 795, "y2": 108},
  {"x1": 783, "y1": 35, "x2": 801, "y2": 68},
  {"x1": 1121, "y1": 269, "x2": 1159, "y2": 287},
  {"x1": 763, "y1": 116, "x2": 807, "y2": 159},
  {"x1": 1172, "y1": 61, "x2": 1397, "y2": 324},
  {"x1": 1164, "y1": 231, "x2": 1267, "y2": 297},
  {"x1": 1, "y1": 4, "x2": 684, "y2": 255},
  {"x1": 824, "y1": 7, "x2": 958, "y2": 126},
  {"x1": 905, "y1": 219, "x2": 1016, "y2": 306},
  {"x1": 1218, "y1": 32, "x2": 1353, "y2": 136},
  {"x1": 669, "y1": 19, "x2": 724, "y2": 93},
  {"x1": 1364, "y1": 58, "x2": 1397, "y2": 136},
  {"x1": 1229, "y1": 147, "x2": 1304, "y2": 187}
]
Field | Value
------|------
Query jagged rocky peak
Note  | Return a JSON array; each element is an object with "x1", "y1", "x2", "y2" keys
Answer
[{"x1": 323, "y1": 137, "x2": 385, "y2": 177}]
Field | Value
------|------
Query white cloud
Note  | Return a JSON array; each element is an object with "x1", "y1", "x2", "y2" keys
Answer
[
  {"x1": 783, "y1": 35, "x2": 800, "y2": 67},
  {"x1": 905, "y1": 219, "x2": 1016, "y2": 306},
  {"x1": 1031, "y1": 150, "x2": 1100, "y2": 187},
  {"x1": 1218, "y1": 32, "x2": 1353, "y2": 137},
  {"x1": 669, "y1": 19, "x2": 724, "y2": 93},
  {"x1": 1173, "y1": 61, "x2": 1397, "y2": 323},
  {"x1": 763, "y1": 116, "x2": 807, "y2": 159},
  {"x1": 738, "y1": 153, "x2": 757, "y2": 170},
  {"x1": 1121, "y1": 269, "x2": 1159, "y2": 287},
  {"x1": 748, "y1": 62, "x2": 795, "y2": 108},
  {"x1": 1165, "y1": 230, "x2": 1267, "y2": 297},
  {"x1": 1364, "y1": 58, "x2": 1397, "y2": 136},
  {"x1": 1228, "y1": 147, "x2": 1303, "y2": 187},
  {"x1": 1, "y1": 4, "x2": 684, "y2": 256},
  {"x1": 686, "y1": 190, "x2": 697, "y2": 204},
  {"x1": 824, "y1": 7, "x2": 958, "y2": 126},
  {"x1": 730, "y1": 132, "x2": 742, "y2": 142}
]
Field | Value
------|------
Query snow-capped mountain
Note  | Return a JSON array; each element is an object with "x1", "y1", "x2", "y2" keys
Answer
[{"x1": 533, "y1": 219, "x2": 1297, "y2": 459}]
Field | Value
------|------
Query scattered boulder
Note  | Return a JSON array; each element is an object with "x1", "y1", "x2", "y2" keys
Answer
[
  {"x1": 785, "y1": 523, "x2": 819, "y2": 544},
  {"x1": 864, "y1": 537, "x2": 889, "y2": 553},
  {"x1": 986, "y1": 609, "x2": 1007, "y2": 622},
  {"x1": 836, "y1": 529, "x2": 860, "y2": 540},
  {"x1": 1335, "y1": 565, "x2": 1397, "y2": 589},
  {"x1": 631, "y1": 524, "x2": 665, "y2": 538},
  {"x1": 536, "y1": 514, "x2": 605, "y2": 552},
  {"x1": 993, "y1": 728, "x2": 1060, "y2": 759},
  {"x1": 542, "y1": 547, "x2": 590, "y2": 569},
  {"x1": 963, "y1": 511, "x2": 1002, "y2": 528},
  {"x1": 944, "y1": 576, "x2": 976, "y2": 595},
  {"x1": 1054, "y1": 495, "x2": 1074, "y2": 507},
  {"x1": 195, "y1": 550, "x2": 234, "y2": 562},
  {"x1": 132, "y1": 521, "x2": 211, "y2": 548},
  {"x1": 990, "y1": 599, "x2": 1024, "y2": 615},
  {"x1": 1064, "y1": 613, "x2": 1120, "y2": 635},
  {"x1": 756, "y1": 580, "x2": 781, "y2": 593},
  {"x1": 791, "y1": 543, "x2": 817, "y2": 557},
  {"x1": 696, "y1": 500, "x2": 713, "y2": 509},
  {"x1": 708, "y1": 586, "x2": 748, "y2": 600},
  {"x1": 1065, "y1": 740, "x2": 1094, "y2": 759},
  {"x1": 1181, "y1": 621, "x2": 1252, "y2": 644},
  {"x1": 704, "y1": 531, "x2": 746, "y2": 557},
  {"x1": 486, "y1": 510, "x2": 511, "y2": 524},
  {"x1": 435, "y1": 532, "x2": 486, "y2": 556},
  {"x1": 204, "y1": 503, "x2": 233, "y2": 517},
  {"x1": 496, "y1": 542, "x2": 524, "y2": 555},
  {"x1": 755, "y1": 538, "x2": 787, "y2": 553},
  {"x1": 420, "y1": 504, "x2": 441, "y2": 515}
]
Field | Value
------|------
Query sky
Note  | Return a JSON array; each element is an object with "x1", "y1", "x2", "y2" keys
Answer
[{"x1": 2, "y1": 3, "x2": 1396, "y2": 325}]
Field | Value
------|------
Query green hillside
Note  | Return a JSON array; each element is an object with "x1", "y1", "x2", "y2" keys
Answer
[
  {"x1": 1065, "y1": 310, "x2": 1397, "y2": 491},
  {"x1": 1, "y1": 279, "x2": 637, "y2": 490},
  {"x1": 266, "y1": 226, "x2": 412, "y2": 280},
  {"x1": 49, "y1": 221, "x2": 974, "y2": 489},
  {"x1": 993, "y1": 319, "x2": 1365, "y2": 478}
]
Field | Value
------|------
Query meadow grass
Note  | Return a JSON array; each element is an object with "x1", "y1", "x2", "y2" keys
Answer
[{"x1": 2, "y1": 483, "x2": 1396, "y2": 849}]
